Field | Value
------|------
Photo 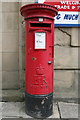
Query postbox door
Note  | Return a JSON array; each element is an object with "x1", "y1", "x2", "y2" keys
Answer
[{"x1": 26, "y1": 21, "x2": 54, "y2": 95}]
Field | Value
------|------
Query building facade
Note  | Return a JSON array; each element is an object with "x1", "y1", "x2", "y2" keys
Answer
[{"x1": 0, "y1": 1, "x2": 79, "y2": 102}]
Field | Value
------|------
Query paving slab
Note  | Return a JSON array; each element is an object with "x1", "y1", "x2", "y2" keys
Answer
[
  {"x1": 58, "y1": 102, "x2": 78, "y2": 118},
  {"x1": 0, "y1": 102, "x2": 2, "y2": 120},
  {"x1": 1, "y1": 102, "x2": 59, "y2": 118},
  {"x1": 49, "y1": 103, "x2": 60, "y2": 118},
  {"x1": 2, "y1": 102, "x2": 31, "y2": 118}
]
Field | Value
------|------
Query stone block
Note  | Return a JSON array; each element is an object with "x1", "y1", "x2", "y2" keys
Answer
[
  {"x1": 58, "y1": 102, "x2": 78, "y2": 118},
  {"x1": 2, "y1": 2, "x2": 19, "y2": 12},
  {"x1": 0, "y1": 33, "x2": 2, "y2": 52},
  {"x1": 74, "y1": 70, "x2": 78, "y2": 89},
  {"x1": 0, "y1": 90, "x2": 2, "y2": 101},
  {"x1": 54, "y1": 70, "x2": 78, "y2": 101},
  {"x1": 2, "y1": 12, "x2": 19, "y2": 32},
  {"x1": 57, "y1": 27, "x2": 72, "y2": 35},
  {"x1": 2, "y1": 90, "x2": 24, "y2": 102},
  {"x1": 0, "y1": 53, "x2": 2, "y2": 71},
  {"x1": 0, "y1": 2, "x2": 2, "y2": 12},
  {"x1": 18, "y1": 21, "x2": 25, "y2": 47},
  {"x1": 54, "y1": 70, "x2": 74, "y2": 89},
  {"x1": 0, "y1": 13, "x2": 2, "y2": 33},
  {"x1": 53, "y1": 91, "x2": 78, "y2": 103},
  {"x1": 21, "y1": 0, "x2": 36, "y2": 7},
  {"x1": 0, "y1": 72, "x2": 2, "y2": 90},
  {"x1": 54, "y1": 28, "x2": 70, "y2": 46},
  {"x1": 18, "y1": 48, "x2": 23, "y2": 71},
  {"x1": 71, "y1": 28, "x2": 80, "y2": 46},
  {"x1": 2, "y1": 32, "x2": 19, "y2": 52},
  {"x1": 19, "y1": 70, "x2": 25, "y2": 88},
  {"x1": 2, "y1": 71, "x2": 20, "y2": 89},
  {"x1": 2, "y1": 53, "x2": 19, "y2": 71},
  {"x1": 22, "y1": 52, "x2": 25, "y2": 70},
  {"x1": 53, "y1": 71, "x2": 78, "y2": 101},
  {"x1": 54, "y1": 46, "x2": 78, "y2": 69}
]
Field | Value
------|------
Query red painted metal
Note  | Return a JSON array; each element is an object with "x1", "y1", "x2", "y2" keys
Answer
[{"x1": 20, "y1": 3, "x2": 58, "y2": 95}]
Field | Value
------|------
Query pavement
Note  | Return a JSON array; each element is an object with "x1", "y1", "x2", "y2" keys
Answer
[{"x1": 0, "y1": 102, "x2": 78, "y2": 119}]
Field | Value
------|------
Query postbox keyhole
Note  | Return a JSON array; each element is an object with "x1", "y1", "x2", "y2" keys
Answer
[{"x1": 49, "y1": 47, "x2": 53, "y2": 58}]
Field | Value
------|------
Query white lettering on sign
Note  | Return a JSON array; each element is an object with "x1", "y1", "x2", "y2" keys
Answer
[
  {"x1": 61, "y1": 1, "x2": 79, "y2": 5},
  {"x1": 55, "y1": 11, "x2": 80, "y2": 25},
  {"x1": 35, "y1": 32, "x2": 46, "y2": 49}
]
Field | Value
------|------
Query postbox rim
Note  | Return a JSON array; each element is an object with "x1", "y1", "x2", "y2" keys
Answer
[
  {"x1": 20, "y1": 3, "x2": 58, "y2": 12},
  {"x1": 20, "y1": 3, "x2": 58, "y2": 18}
]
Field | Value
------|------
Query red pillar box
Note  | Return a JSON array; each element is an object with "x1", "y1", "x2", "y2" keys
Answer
[{"x1": 20, "y1": 3, "x2": 58, "y2": 118}]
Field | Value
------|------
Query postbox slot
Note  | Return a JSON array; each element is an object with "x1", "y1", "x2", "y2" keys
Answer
[{"x1": 30, "y1": 23, "x2": 51, "y2": 28}]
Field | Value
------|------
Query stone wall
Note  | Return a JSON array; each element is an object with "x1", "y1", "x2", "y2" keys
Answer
[
  {"x1": 1, "y1": 1, "x2": 79, "y2": 102},
  {"x1": 0, "y1": 2, "x2": 2, "y2": 101},
  {"x1": 54, "y1": 27, "x2": 79, "y2": 102}
]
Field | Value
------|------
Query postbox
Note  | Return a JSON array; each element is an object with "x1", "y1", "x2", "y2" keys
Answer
[{"x1": 20, "y1": 3, "x2": 58, "y2": 118}]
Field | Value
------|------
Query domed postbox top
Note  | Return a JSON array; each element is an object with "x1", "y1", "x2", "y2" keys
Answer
[{"x1": 20, "y1": 3, "x2": 58, "y2": 20}]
